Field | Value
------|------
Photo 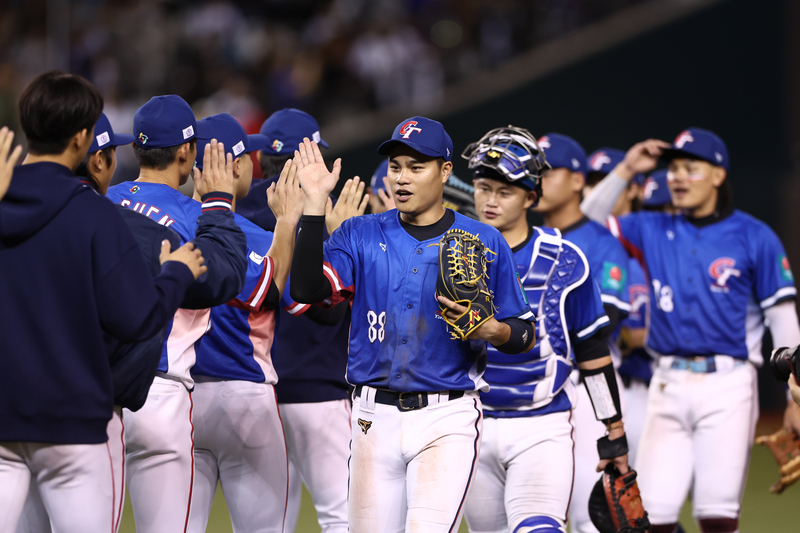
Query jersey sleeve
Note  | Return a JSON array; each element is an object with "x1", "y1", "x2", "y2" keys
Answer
[
  {"x1": 753, "y1": 225, "x2": 797, "y2": 309},
  {"x1": 320, "y1": 218, "x2": 358, "y2": 301},
  {"x1": 623, "y1": 258, "x2": 648, "y2": 330},
  {"x1": 592, "y1": 237, "x2": 630, "y2": 315},
  {"x1": 281, "y1": 275, "x2": 312, "y2": 317},
  {"x1": 565, "y1": 258, "x2": 610, "y2": 342},
  {"x1": 487, "y1": 233, "x2": 534, "y2": 322},
  {"x1": 608, "y1": 212, "x2": 645, "y2": 262}
]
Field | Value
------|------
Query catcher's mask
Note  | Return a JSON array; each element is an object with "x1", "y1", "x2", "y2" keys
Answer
[{"x1": 461, "y1": 125, "x2": 550, "y2": 207}]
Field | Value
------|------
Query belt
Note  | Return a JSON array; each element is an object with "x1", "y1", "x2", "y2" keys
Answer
[
  {"x1": 668, "y1": 356, "x2": 746, "y2": 373},
  {"x1": 354, "y1": 385, "x2": 465, "y2": 411}
]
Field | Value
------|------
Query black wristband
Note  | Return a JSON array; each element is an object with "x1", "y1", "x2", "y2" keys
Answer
[
  {"x1": 493, "y1": 318, "x2": 534, "y2": 354},
  {"x1": 597, "y1": 434, "x2": 629, "y2": 459}
]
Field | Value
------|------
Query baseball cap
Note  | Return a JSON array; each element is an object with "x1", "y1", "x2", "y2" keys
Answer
[
  {"x1": 587, "y1": 147, "x2": 644, "y2": 186},
  {"x1": 194, "y1": 114, "x2": 269, "y2": 169},
  {"x1": 537, "y1": 133, "x2": 586, "y2": 173},
  {"x1": 89, "y1": 112, "x2": 134, "y2": 153},
  {"x1": 370, "y1": 159, "x2": 390, "y2": 191},
  {"x1": 378, "y1": 116, "x2": 453, "y2": 162},
  {"x1": 260, "y1": 108, "x2": 328, "y2": 155},
  {"x1": 660, "y1": 128, "x2": 729, "y2": 170},
  {"x1": 133, "y1": 95, "x2": 210, "y2": 149},
  {"x1": 643, "y1": 170, "x2": 671, "y2": 208}
]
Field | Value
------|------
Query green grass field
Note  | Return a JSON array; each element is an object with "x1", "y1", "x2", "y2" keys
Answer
[{"x1": 118, "y1": 415, "x2": 800, "y2": 532}]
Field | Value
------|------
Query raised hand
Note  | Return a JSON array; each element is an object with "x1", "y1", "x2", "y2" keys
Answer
[
  {"x1": 294, "y1": 137, "x2": 341, "y2": 216},
  {"x1": 326, "y1": 175, "x2": 369, "y2": 234},
  {"x1": 159, "y1": 240, "x2": 207, "y2": 280},
  {"x1": 615, "y1": 139, "x2": 671, "y2": 181},
  {"x1": 377, "y1": 176, "x2": 396, "y2": 210},
  {"x1": 267, "y1": 159, "x2": 305, "y2": 226},
  {"x1": 0, "y1": 127, "x2": 23, "y2": 201},
  {"x1": 194, "y1": 140, "x2": 234, "y2": 198}
]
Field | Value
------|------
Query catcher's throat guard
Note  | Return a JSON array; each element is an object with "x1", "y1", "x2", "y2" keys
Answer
[
  {"x1": 435, "y1": 229, "x2": 497, "y2": 341},
  {"x1": 588, "y1": 465, "x2": 651, "y2": 533}
]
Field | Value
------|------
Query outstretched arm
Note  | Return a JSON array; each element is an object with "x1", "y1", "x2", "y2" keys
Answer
[{"x1": 265, "y1": 159, "x2": 305, "y2": 296}]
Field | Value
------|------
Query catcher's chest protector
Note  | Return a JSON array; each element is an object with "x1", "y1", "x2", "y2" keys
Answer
[{"x1": 483, "y1": 227, "x2": 588, "y2": 411}]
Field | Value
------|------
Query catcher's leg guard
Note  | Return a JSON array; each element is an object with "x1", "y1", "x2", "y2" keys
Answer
[
  {"x1": 512, "y1": 515, "x2": 566, "y2": 533},
  {"x1": 698, "y1": 517, "x2": 738, "y2": 533}
]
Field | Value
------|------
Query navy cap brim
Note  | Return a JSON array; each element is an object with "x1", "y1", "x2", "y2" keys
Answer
[
  {"x1": 659, "y1": 148, "x2": 721, "y2": 167},
  {"x1": 318, "y1": 138, "x2": 330, "y2": 149},
  {"x1": 377, "y1": 139, "x2": 442, "y2": 159},
  {"x1": 247, "y1": 134, "x2": 269, "y2": 153},
  {"x1": 111, "y1": 133, "x2": 135, "y2": 146}
]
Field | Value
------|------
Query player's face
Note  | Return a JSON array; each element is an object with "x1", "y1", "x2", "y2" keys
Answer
[
  {"x1": 96, "y1": 147, "x2": 118, "y2": 196},
  {"x1": 473, "y1": 178, "x2": 535, "y2": 232},
  {"x1": 533, "y1": 167, "x2": 583, "y2": 214},
  {"x1": 388, "y1": 146, "x2": 450, "y2": 218},
  {"x1": 667, "y1": 158, "x2": 726, "y2": 214}
]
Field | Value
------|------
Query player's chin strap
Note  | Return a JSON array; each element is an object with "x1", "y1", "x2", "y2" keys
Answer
[{"x1": 513, "y1": 515, "x2": 567, "y2": 533}]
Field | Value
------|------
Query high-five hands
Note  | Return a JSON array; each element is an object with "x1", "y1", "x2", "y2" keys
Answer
[
  {"x1": 194, "y1": 140, "x2": 235, "y2": 197},
  {"x1": 294, "y1": 137, "x2": 342, "y2": 216}
]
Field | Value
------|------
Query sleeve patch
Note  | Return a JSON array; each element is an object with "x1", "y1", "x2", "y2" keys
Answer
[
  {"x1": 601, "y1": 261, "x2": 626, "y2": 292},
  {"x1": 516, "y1": 272, "x2": 529, "y2": 306},
  {"x1": 780, "y1": 254, "x2": 794, "y2": 282}
]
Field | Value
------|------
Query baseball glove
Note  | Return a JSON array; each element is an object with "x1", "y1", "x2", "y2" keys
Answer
[
  {"x1": 588, "y1": 465, "x2": 651, "y2": 533},
  {"x1": 436, "y1": 228, "x2": 496, "y2": 341},
  {"x1": 755, "y1": 428, "x2": 800, "y2": 493}
]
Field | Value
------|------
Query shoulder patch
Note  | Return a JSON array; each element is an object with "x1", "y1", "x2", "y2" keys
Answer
[
  {"x1": 601, "y1": 261, "x2": 626, "y2": 292},
  {"x1": 780, "y1": 254, "x2": 794, "y2": 282}
]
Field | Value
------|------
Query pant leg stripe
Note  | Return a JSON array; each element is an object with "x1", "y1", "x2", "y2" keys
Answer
[{"x1": 449, "y1": 397, "x2": 482, "y2": 533}]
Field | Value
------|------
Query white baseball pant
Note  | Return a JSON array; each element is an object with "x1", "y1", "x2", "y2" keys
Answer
[
  {"x1": 621, "y1": 379, "x2": 649, "y2": 467},
  {"x1": 15, "y1": 408, "x2": 126, "y2": 533},
  {"x1": 464, "y1": 410, "x2": 575, "y2": 533},
  {"x1": 635, "y1": 358, "x2": 758, "y2": 525},
  {"x1": 349, "y1": 387, "x2": 482, "y2": 533},
  {"x1": 124, "y1": 375, "x2": 195, "y2": 533},
  {"x1": 187, "y1": 379, "x2": 288, "y2": 533},
  {"x1": 281, "y1": 399, "x2": 350, "y2": 533}
]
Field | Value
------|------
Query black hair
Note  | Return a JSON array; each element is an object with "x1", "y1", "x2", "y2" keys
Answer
[
  {"x1": 260, "y1": 152, "x2": 293, "y2": 180},
  {"x1": 74, "y1": 147, "x2": 114, "y2": 191},
  {"x1": 18, "y1": 70, "x2": 103, "y2": 155},
  {"x1": 133, "y1": 139, "x2": 196, "y2": 171},
  {"x1": 716, "y1": 177, "x2": 734, "y2": 212}
]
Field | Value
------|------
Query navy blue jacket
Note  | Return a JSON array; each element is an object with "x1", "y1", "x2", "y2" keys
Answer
[
  {"x1": 239, "y1": 176, "x2": 351, "y2": 403},
  {"x1": 108, "y1": 197, "x2": 247, "y2": 411},
  {"x1": 0, "y1": 162, "x2": 195, "y2": 444}
]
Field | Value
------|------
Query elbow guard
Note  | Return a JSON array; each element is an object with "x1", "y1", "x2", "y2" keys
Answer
[{"x1": 580, "y1": 363, "x2": 622, "y2": 424}]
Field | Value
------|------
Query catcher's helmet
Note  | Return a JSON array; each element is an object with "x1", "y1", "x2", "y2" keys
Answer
[{"x1": 461, "y1": 125, "x2": 550, "y2": 206}]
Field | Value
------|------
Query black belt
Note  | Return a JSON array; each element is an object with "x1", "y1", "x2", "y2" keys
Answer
[{"x1": 354, "y1": 385, "x2": 465, "y2": 411}]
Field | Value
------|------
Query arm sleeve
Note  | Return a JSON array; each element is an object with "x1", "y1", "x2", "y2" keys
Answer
[
  {"x1": 765, "y1": 300, "x2": 800, "y2": 348},
  {"x1": 303, "y1": 299, "x2": 350, "y2": 326},
  {"x1": 753, "y1": 226, "x2": 798, "y2": 310},
  {"x1": 290, "y1": 215, "x2": 334, "y2": 302},
  {"x1": 573, "y1": 334, "x2": 610, "y2": 363},
  {"x1": 179, "y1": 192, "x2": 248, "y2": 309},
  {"x1": 580, "y1": 171, "x2": 630, "y2": 223}
]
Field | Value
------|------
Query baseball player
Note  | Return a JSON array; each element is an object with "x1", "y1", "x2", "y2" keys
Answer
[
  {"x1": 238, "y1": 108, "x2": 356, "y2": 533},
  {"x1": 290, "y1": 117, "x2": 536, "y2": 532},
  {"x1": 581, "y1": 128, "x2": 800, "y2": 533},
  {"x1": 534, "y1": 133, "x2": 630, "y2": 533},
  {"x1": 0, "y1": 126, "x2": 21, "y2": 201},
  {"x1": 0, "y1": 71, "x2": 205, "y2": 533},
  {"x1": 186, "y1": 113, "x2": 309, "y2": 533},
  {"x1": 461, "y1": 126, "x2": 631, "y2": 533},
  {"x1": 105, "y1": 95, "x2": 250, "y2": 533}
]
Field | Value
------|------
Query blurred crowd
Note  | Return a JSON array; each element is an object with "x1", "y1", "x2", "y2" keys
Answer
[{"x1": 0, "y1": 0, "x2": 644, "y2": 145}]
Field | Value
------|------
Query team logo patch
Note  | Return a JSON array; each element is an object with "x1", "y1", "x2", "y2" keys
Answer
[
  {"x1": 272, "y1": 139, "x2": 284, "y2": 152},
  {"x1": 130, "y1": 185, "x2": 140, "y2": 194},
  {"x1": 399, "y1": 120, "x2": 422, "y2": 139},
  {"x1": 537, "y1": 136, "x2": 551, "y2": 149},
  {"x1": 643, "y1": 177, "x2": 659, "y2": 200},
  {"x1": 708, "y1": 257, "x2": 741, "y2": 292},
  {"x1": 232, "y1": 140, "x2": 245, "y2": 157},
  {"x1": 138, "y1": 132, "x2": 148, "y2": 144},
  {"x1": 96, "y1": 131, "x2": 110, "y2": 147},
  {"x1": 182, "y1": 125, "x2": 194, "y2": 140},
  {"x1": 674, "y1": 130, "x2": 694, "y2": 148},
  {"x1": 249, "y1": 250, "x2": 265, "y2": 265},
  {"x1": 467, "y1": 309, "x2": 481, "y2": 328},
  {"x1": 516, "y1": 272, "x2": 529, "y2": 305},
  {"x1": 589, "y1": 151, "x2": 611, "y2": 170},
  {"x1": 379, "y1": 243, "x2": 387, "y2": 252},
  {"x1": 358, "y1": 418, "x2": 372, "y2": 435},
  {"x1": 779, "y1": 254, "x2": 794, "y2": 282},
  {"x1": 628, "y1": 284, "x2": 648, "y2": 319},
  {"x1": 601, "y1": 262, "x2": 626, "y2": 292}
]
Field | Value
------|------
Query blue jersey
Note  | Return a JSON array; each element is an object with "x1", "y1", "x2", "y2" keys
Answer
[
  {"x1": 618, "y1": 257, "x2": 653, "y2": 384},
  {"x1": 481, "y1": 227, "x2": 608, "y2": 418},
  {"x1": 193, "y1": 217, "x2": 290, "y2": 383},
  {"x1": 613, "y1": 209, "x2": 797, "y2": 361},
  {"x1": 562, "y1": 217, "x2": 630, "y2": 316},
  {"x1": 322, "y1": 210, "x2": 532, "y2": 392}
]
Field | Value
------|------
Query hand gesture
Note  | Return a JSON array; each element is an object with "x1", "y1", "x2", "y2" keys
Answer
[
  {"x1": 159, "y1": 240, "x2": 207, "y2": 280},
  {"x1": 267, "y1": 159, "x2": 305, "y2": 226},
  {"x1": 294, "y1": 137, "x2": 341, "y2": 215},
  {"x1": 194, "y1": 140, "x2": 234, "y2": 198},
  {"x1": 326, "y1": 176, "x2": 369, "y2": 234},
  {"x1": 377, "y1": 176, "x2": 396, "y2": 210},
  {"x1": 615, "y1": 139, "x2": 671, "y2": 180},
  {"x1": 0, "y1": 127, "x2": 23, "y2": 201},
  {"x1": 436, "y1": 294, "x2": 507, "y2": 343}
]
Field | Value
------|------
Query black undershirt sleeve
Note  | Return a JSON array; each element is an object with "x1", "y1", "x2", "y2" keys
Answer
[
  {"x1": 290, "y1": 215, "x2": 333, "y2": 303},
  {"x1": 573, "y1": 333, "x2": 610, "y2": 363},
  {"x1": 303, "y1": 299, "x2": 349, "y2": 326},
  {"x1": 600, "y1": 304, "x2": 620, "y2": 338},
  {"x1": 263, "y1": 282, "x2": 281, "y2": 308}
]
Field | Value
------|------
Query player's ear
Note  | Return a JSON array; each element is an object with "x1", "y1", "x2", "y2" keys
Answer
[
  {"x1": 523, "y1": 190, "x2": 537, "y2": 209},
  {"x1": 711, "y1": 166, "x2": 726, "y2": 188},
  {"x1": 232, "y1": 156, "x2": 242, "y2": 180},
  {"x1": 72, "y1": 128, "x2": 91, "y2": 153},
  {"x1": 441, "y1": 160, "x2": 453, "y2": 184},
  {"x1": 571, "y1": 171, "x2": 586, "y2": 193},
  {"x1": 176, "y1": 142, "x2": 191, "y2": 165},
  {"x1": 91, "y1": 150, "x2": 104, "y2": 173}
]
